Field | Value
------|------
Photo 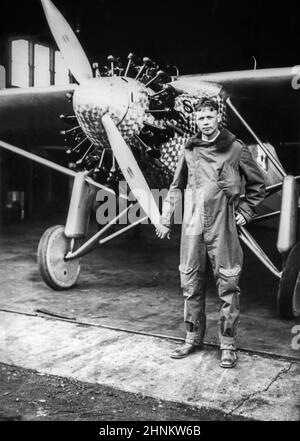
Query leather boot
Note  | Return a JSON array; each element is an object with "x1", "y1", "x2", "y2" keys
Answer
[
  {"x1": 220, "y1": 349, "x2": 237, "y2": 368},
  {"x1": 170, "y1": 331, "x2": 203, "y2": 359}
]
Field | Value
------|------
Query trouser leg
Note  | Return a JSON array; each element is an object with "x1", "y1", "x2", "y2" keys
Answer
[
  {"x1": 216, "y1": 267, "x2": 241, "y2": 350},
  {"x1": 205, "y1": 208, "x2": 243, "y2": 350},
  {"x1": 179, "y1": 231, "x2": 207, "y2": 346}
]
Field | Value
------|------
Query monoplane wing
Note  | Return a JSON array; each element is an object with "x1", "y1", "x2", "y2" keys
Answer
[
  {"x1": 0, "y1": 84, "x2": 76, "y2": 148},
  {"x1": 174, "y1": 67, "x2": 300, "y2": 143},
  {"x1": 178, "y1": 67, "x2": 297, "y2": 96}
]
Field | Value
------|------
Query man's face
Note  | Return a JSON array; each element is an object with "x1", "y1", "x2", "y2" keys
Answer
[{"x1": 195, "y1": 106, "x2": 220, "y2": 137}]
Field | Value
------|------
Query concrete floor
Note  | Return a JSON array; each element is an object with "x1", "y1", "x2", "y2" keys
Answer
[
  {"x1": 0, "y1": 217, "x2": 299, "y2": 360},
  {"x1": 1, "y1": 311, "x2": 299, "y2": 421}
]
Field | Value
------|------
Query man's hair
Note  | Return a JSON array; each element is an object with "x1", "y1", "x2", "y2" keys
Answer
[{"x1": 194, "y1": 97, "x2": 219, "y2": 113}]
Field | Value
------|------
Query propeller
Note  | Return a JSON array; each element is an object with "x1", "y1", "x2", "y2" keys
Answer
[
  {"x1": 101, "y1": 114, "x2": 162, "y2": 227},
  {"x1": 40, "y1": 0, "x2": 93, "y2": 83}
]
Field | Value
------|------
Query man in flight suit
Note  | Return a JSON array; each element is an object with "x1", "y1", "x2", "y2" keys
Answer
[{"x1": 156, "y1": 97, "x2": 265, "y2": 368}]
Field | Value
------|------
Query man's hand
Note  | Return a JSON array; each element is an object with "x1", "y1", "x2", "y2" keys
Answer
[
  {"x1": 235, "y1": 212, "x2": 246, "y2": 226},
  {"x1": 155, "y1": 224, "x2": 171, "y2": 239}
]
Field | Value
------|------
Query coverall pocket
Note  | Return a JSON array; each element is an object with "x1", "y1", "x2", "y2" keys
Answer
[
  {"x1": 217, "y1": 265, "x2": 241, "y2": 292},
  {"x1": 179, "y1": 264, "x2": 194, "y2": 293},
  {"x1": 218, "y1": 162, "x2": 241, "y2": 204}
]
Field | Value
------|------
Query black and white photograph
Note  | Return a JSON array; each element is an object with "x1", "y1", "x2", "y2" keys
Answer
[{"x1": 0, "y1": 0, "x2": 299, "y2": 426}]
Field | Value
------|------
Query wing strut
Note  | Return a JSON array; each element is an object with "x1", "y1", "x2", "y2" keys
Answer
[
  {"x1": 226, "y1": 97, "x2": 286, "y2": 177},
  {"x1": 238, "y1": 225, "x2": 282, "y2": 278},
  {"x1": 0, "y1": 139, "x2": 120, "y2": 196}
]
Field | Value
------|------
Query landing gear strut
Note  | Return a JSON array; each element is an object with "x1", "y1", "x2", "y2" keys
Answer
[{"x1": 277, "y1": 242, "x2": 300, "y2": 319}]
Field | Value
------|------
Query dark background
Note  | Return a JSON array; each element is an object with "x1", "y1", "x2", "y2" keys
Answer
[{"x1": 1, "y1": 0, "x2": 299, "y2": 74}]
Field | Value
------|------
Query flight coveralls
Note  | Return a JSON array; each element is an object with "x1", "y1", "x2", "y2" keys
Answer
[{"x1": 161, "y1": 128, "x2": 265, "y2": 350}]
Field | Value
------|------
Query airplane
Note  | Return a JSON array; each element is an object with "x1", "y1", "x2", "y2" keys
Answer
[{"x1": 0, "y1": 0, "x2": 299, "y2": 320}]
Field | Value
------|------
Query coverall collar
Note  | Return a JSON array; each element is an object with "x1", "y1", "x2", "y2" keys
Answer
[{"x1": 185, "y1": 128, "x2": 237, "y2": 152}]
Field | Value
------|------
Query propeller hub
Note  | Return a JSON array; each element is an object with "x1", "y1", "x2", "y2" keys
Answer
[{"x1": 73, "y1": 77, "x2": 154, "y2": 146}]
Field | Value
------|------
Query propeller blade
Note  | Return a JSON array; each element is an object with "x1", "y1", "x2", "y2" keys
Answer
[
  {"x1": 41, "y1": 0, "x2": 93, "y2": 83},
  {"x1": 101, "y1": 114, "x2": 162, "y2": 226}
]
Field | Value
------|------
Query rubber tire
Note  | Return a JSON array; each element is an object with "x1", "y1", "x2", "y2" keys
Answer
[
  {"x1": 277, "y1": 241, "x2": 300, "y2": 319},
  {"x1": 37, "y1": 225, "x2": 81, "y2": 291}
]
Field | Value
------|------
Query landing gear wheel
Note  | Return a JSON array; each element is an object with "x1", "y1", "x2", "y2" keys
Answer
[
  {"x1": 37, "y1": 225, "x2": 81, "y2": 290},
  {"x1": 277, "y1": 241, "x2": 300, "y2": 319}
]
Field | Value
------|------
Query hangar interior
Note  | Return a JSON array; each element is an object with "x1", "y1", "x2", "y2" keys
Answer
[{"x1": 0, "y1": 36, "x2": 74, "y2": 224}]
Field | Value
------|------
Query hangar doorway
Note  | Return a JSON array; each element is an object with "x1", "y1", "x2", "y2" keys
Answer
[{"x1": 0, "y1": 147, "x2": 70, "y2": 223}]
